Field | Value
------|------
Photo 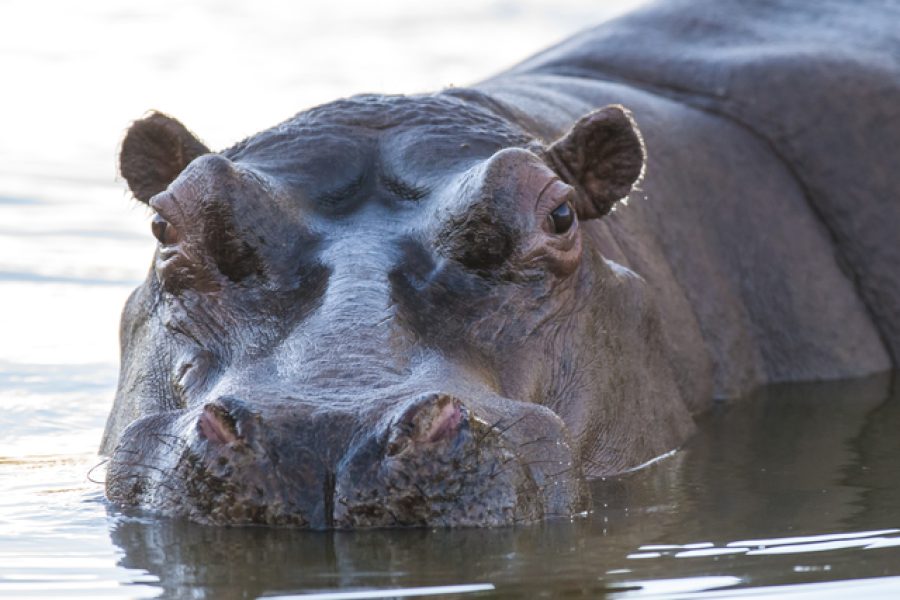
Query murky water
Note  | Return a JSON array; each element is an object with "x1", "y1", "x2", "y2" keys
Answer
[{"x1": 3, "y1": 1, "x2": 900, "y2": 598}]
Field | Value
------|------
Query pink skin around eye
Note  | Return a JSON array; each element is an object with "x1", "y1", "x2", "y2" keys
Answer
[{"x1": 516, "y1": 169, "x2": 581, "y2": 275}]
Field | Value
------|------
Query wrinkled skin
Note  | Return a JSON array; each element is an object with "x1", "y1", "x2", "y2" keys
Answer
[
  {"x1": 103, "y1": 97, "x2": 650, "y2": 527},
  {"x1": 103, "y1": 0, "x2": 900, "y2": 528}
]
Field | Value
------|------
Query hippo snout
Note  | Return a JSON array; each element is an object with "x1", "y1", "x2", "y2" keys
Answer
[
  {"x1": 335, "y1": 393, "x2": 541, "y2": 528},
  {"x1": 106, "y1": 392, "x2": 588, "y2": 528}
]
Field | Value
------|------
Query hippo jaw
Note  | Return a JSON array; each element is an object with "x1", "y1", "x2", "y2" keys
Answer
[{"x1": 102, "y1": 92, "x2": 645, "y2": 528}]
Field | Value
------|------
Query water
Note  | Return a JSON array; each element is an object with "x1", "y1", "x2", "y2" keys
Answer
[
  {"x1": 2, "y1": 1, "x2": 900, "y2": 598},
  {"x1": 5, "y1": 376, "x2": 900, "y2": 599}
]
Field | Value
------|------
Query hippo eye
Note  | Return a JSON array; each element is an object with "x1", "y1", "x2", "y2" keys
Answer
[
  {"x1": 152, "y1": 213, "x2": 180, "y2": 245},
  {"x1": 547, "y1": 201, "x2": 575, "y2": 235}
]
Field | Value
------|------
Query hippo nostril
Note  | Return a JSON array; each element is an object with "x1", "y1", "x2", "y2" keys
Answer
[
  {"x1": 386, "y1": 394, "x2": 468, "y2": 457},
  {"x1": 198, "y1": 402, "x2": 239, "y2": 445},
  {"x1": 421, "y1": 399, "x2": 464, "y2": 443}
]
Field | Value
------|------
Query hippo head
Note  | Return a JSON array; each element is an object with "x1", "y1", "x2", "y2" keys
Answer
[{"x1": 102, "y1": 92, "x2": 648, "y2": 528}]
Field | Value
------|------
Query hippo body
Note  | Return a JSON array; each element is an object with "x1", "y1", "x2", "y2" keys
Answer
[{"x1": 102, "y1": 0, "x2": 900, "y2": 528}]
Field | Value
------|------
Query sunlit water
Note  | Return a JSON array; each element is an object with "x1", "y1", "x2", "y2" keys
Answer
[{"x1": 2, "y1": 1, "x2": 900, "y2": 598}]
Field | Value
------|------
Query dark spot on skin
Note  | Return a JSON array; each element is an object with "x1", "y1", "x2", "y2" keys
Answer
[
  {"x1": 391, "y1": 238, "x2": 439, "y2": 291},
  {"x1": 437, "y1": 196, "x2": 515, "y2": 274},
  {"x1": 389, "y1": 239, "x2": 500, "y2": 361},
  {"x1": 202, "y1": 201, "x2": 264, "y2": 283}
]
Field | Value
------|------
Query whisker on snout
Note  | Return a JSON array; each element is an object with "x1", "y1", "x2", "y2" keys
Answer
[{"x1": 86, "y1": 458, "x2": 109, "y2": 485}]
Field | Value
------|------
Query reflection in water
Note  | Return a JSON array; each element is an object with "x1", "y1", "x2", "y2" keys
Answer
[
  {"x1": 612, "y1": 575, "x2": 900, "y2": 600},
  {"x1": 101, "y1": 373, "x2": 900, "y2": 599},
  {"x1": 265, "y1": 585, "x2": 497, "y2": 599}
]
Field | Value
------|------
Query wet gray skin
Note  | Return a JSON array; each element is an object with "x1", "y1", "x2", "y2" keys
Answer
[
  {"x1": 102, "y1": 0, "x2": 900, "y2": 528},
  {"x1": 102, "y1": 97, "x2": 647, "y2": 528}
]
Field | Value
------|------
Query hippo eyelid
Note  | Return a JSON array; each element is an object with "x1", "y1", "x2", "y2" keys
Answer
[
  {"x1": 535, "y1": 178, "x2": 577, "y2": 221},
  {"x1": 379, "y1": 172, "x2": 428, "y2": 201},
  {"x1": 533, "y1": 177, "x2": 561, "y2": 210}
]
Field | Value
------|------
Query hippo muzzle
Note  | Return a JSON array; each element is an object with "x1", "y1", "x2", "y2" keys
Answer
[{"x1": 107, "y1": 391, "x2": 586, "y2": 528}]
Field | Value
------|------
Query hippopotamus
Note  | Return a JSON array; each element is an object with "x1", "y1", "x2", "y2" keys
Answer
[{"x1": 101, "y1": 0, "x2": 900, "y2": 528}]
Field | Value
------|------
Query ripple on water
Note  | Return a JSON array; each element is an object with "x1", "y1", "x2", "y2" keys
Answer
[{"x1": 0, "y1": 454, "x2": 161, "y2": 598}]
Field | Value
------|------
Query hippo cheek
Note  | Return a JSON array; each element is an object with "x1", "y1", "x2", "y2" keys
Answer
[
  {"x1": 106, "y1": 411, "x2": 192, "y2": 509},
  {"x1": 333, "y1": 394, "x2": 586, "y2": 528}
]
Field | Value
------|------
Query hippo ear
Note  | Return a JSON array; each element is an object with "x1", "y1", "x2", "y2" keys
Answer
[
  {"x1": 546, "y1": 105, "x2": 645, "y2": 220},
  {"x1": 119, "y1": 112, "x2": 210, "y2": 203}
]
